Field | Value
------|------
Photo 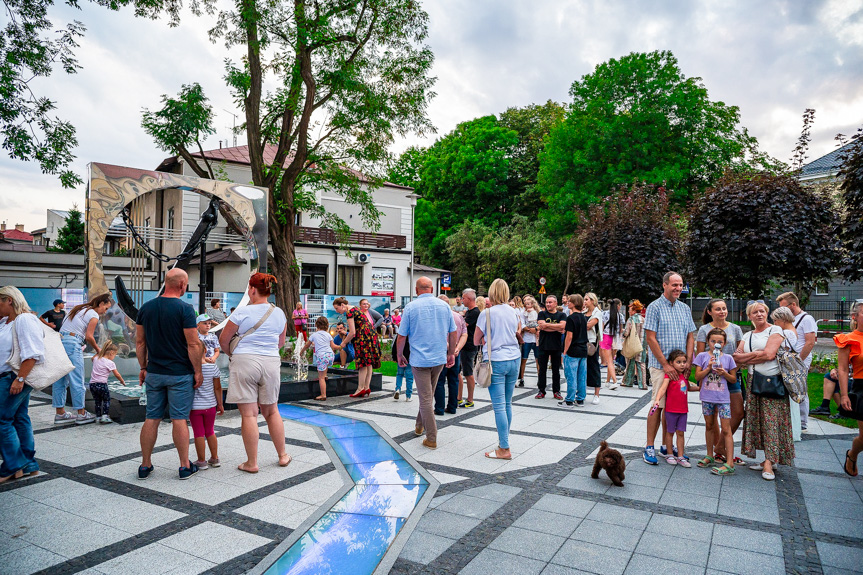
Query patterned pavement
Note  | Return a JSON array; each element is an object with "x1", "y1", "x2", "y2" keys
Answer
[{"x1": 1, "y1": 362, "x2": 862, "y2": 574}]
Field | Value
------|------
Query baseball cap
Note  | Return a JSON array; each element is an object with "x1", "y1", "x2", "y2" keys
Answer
[
  {"x1": 53, "y1": 299, "x2": 65, "y2": 306},
  {"x1": 196, "y1": 314, "x2": 212, "y2": 324}
]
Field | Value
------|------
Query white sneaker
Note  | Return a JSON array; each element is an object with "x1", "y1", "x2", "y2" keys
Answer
[
  {"x1": 75, "y1": 411, "x2": 97, "y2": 425},
  {"x1": 591, "y1": 396, "x2": 600, "y2": 405},
  {"x1": 405, "y1": 396, "x2": 412, "y2": 402},
  {"x1": 100, "y1": 415, "x2": 113, "y2": 424},
  {"x1": 609, "y1": 383, "x2": 619, "y2": 390}
]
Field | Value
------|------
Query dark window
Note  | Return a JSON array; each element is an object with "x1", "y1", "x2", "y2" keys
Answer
[
  {"x1": 337, "y1": 265, "x2": 363, "y2": 295},
  {"x1": 167, "y1": 207, "x2": 175, "y2": 230},
  {"x1": 301, "y1": 264, "x2": 327, "y2": 295}
]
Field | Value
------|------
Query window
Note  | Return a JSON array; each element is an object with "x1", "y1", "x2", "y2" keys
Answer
[
  {"x1": 337, "y1": 265, "x2": 363, "y2": 295},
  {"x1": 815, "y1": 281, "x2": 829, "y2": 296},
  {"x1": 301, "y1": 264, "x2": 327, "y2": 295},
  {"x1": 167, "y1": 207, "x2": 175, "y2": 230},
  {"x1": 294, "y1": 212, "x2": 301, "y2": 225}
]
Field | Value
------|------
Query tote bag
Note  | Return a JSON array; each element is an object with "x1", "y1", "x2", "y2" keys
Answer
[
  {"x1": 621, "y1": 319, "x2": 643, "y2": 359},
  {"x1": 9, "y1": 319, "x2": 74, "y2": 391},
  {"x1": 473, "y1": 311, "x2": 493, "y2": 388}
]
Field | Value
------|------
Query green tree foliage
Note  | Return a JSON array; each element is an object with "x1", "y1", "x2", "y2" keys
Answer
[
  {"x1": 387, "y1": 146, "x2": 426, "y2": 190},
  {"x1": 686, "y1": 172, "x2": 839, "y2": 297},
  {"x1": 51, "y1": 206, "x2": 85, "y2": 253},
  {"x1": 142, "y1": 0, "x2": 435, "y2": 321},
  {"x1": 538, "y1": 50, "x2": 768, "y2": 236},
  {"x1": 571, "y1": 184, "x2": 681, "y2": 303},
  {"x1": 142, "y1": 83, "x2": 218, "y2": 178},
  {"x1": 837, "y1": 129, "x2": 863, "y2": 281}
]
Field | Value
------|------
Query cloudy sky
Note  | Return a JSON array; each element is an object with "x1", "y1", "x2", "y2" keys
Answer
[{"x1": 2, "y1": 0, "x2": 862, "y2": 231}]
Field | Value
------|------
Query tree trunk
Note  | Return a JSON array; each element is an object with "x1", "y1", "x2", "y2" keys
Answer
[{"x1": 268, "y1": 208, "x2": 300, "y2": 337}]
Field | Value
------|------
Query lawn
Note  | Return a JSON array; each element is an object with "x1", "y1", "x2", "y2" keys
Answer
[
  {"x1": 345, "y1": 360, "x2": 398, "y2": 377},
  {"x1": 807, "y1": 371, "x2": 859, "y2": 429}
]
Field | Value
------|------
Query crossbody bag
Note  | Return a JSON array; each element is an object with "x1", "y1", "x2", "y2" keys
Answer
[
  {"x1": 229, "y1": 304, "x2": 276, "y2": 355},
  {"x1": 474, "y1": 310, "x2": 493, "y2": 388},
  {"x1": 746, "y1": 327, "x2": 786, "y2": 399}
]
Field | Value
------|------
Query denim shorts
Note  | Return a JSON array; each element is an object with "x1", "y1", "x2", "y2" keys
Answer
[
  {"x1": 702, "y1": 401, "x2": 731, "y2": 419},
  {"x1": 728, "y1": 372, "x2": 742, "y2": 394},
  {"x1": 521, "y1": 342, "x2": 536, "y2": 360},
  {"x1": 145, "y1": 373, "x2": 195, "y2": 420}
]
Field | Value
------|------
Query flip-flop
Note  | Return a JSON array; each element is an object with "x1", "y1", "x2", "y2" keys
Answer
[
  {"x1": 845, "y1": 450, "x2": 858, "y2": 477},
  {"x1": 237, "y1": 464, "x2": 259, "y2": 474},
  {"x1": 314, "y1": 396, "x2": 327, "y2": 401},
  {"x1": 279, "y1": 454, "x2": 293, "y2": 467},
  {"x1": 484, "y1": 451, "x2": 512, "y2": 460}
]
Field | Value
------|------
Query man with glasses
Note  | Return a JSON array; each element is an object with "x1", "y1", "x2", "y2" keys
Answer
[{"x1": 642, "y1": 271, "x2": 696, "y2": 465}]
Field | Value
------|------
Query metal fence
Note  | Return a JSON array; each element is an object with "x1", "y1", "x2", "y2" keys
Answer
[{"x1": 687, "y1": 297, "x2": 861, "y2": 331}]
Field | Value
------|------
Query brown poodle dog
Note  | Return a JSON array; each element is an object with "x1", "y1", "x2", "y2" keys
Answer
[{"x1": 591, "y1": 440, "x2": 625, "y2": 487}]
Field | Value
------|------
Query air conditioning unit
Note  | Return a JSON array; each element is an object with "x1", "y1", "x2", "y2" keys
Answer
[{"x1": 356, "y1": 253, "x2": 372, "y2": 264}]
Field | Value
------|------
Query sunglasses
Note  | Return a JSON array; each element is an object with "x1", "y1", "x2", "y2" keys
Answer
[{"x1": 746, "y1": 299, "x2": 766, "y2": 307}]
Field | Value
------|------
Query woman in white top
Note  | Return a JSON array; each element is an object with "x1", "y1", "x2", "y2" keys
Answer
[
  {"x1": 219, "y1": 273, "x2": 291, "y2": 473},
  {"x1": 54, "y1": 292, "x2": 112, "y2": 426},
  {"x1": 475, "y1": 278, "x2": 523, "y2": 461},
  {"x1": 584, "y1": 293, "x2": 604, "y2": 404},
  {"x1": 0, "y1": 286, "x2": 45, "y2": 482},
  {"x1": 518, "y1": 296, "x2": 539, "y2": 387},
  {"x1": 771, "y1": 307, "x2": 803, "y2": 441},
  {"x1": 733, "y1": 301, "x2": 794, "y2": 480}
]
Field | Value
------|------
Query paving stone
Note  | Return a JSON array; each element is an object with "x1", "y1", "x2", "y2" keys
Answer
[
  {"x1": 586, "y1": 502, "x2": 652, "y2": 530},
  {"x1": 399, "y1": 531, "x2": 456, "y2": 565},
  {"x1": 646, "y1": 513, "x2": 714, "y2": 543},
  {"x1": 816, "y1": 541, "x2": 863, "y2": 571},
  {"x1": 459, "y1": 548, "x2": 545, "y2": 575},
  {"x1": 557, "y1": 473, "x2": 609, "y2": 493},
  {"x1": 569, "y1": 519, "x2": 643, "y2": 552},
  {"x1": 707, "y1": 545, "x2": 786, "y2": 575},
  {"x1": 657, "y1": 491, "x2": 718, "y2": 514},
  {"x1": 159, "y1": 521, "x2": 271, "y2": 563},
  {"x1": 436, "y1": 493, "x2": 504, "y2": 520},
  {"x1": 550, "y1": 539, "x2": 632, "y2": 575},
  {"x1": 489, "y1": 526, "x2": 566, "y2": 562},
  {"x1": 519, "y1": 474, "x2": 542, "y2": 482},
  {"x1": 512, "y1": 508, "x2": 583, "y2": 538},
  {"x1": 415, "y1": 509, "x2": 482, "y2": 538},
  {"x1": 712, "y1": 524, "x2": 783, "y2": 557},
  {"x1": 428, "y1": 493, "x2": 457, "y2": 509},
  {"x1": 0, "y1": 543, "x2": 66, "y2": 575},
  {"x1": 533, "y1": 494, "x2": 596, "y2": 517},
  {"x1": 809, "y1": 512, "x2": 863, "y2": 538},
  {"x1": 541, "y1": 565, "x2": 600, "y2": 575},
  {"x1": 461, "y1": 483, "x2": 523, "y2": 503},
  {"x1": 806, "y1": 495, "x2": 863, "y2": 520},
  {"x1": 636, "y1": 531, "x2": 710, "y2": 567},
  {"x1": 92, "y1": 542, "x2": 216, "y2": 575},
  {"x1": 608, "y1": 483, "x2": 664, "y2": 503},
  {"x1": 624, "y1": 553, "x2": 706, "y2": 575}
]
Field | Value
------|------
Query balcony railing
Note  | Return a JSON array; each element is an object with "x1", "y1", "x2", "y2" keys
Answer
[{"x1": 295, "y1": 226, "x2": 406, "y2": 249}]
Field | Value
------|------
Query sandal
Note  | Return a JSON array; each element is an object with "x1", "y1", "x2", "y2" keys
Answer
[
  {"x1": 732, "y1": 457, "x2": 745, "y2": 465},
  {"x1": 714, "y1": 453, "x2": 727, "y2": 463},
  {"x1": 711, "y1": 463, "x2": 735, "y2": 476},
  {"x1": 845, "y1": 450, "x2": 858, "y2": 477},
  {"x1": 697, "y1": 456, "x2": 715, "y2": 468},
  {"x1": 314, "y1": 396, "x2": 327, "y2": 401},
  {"x1": 484, "y1": 450, "x2": 512, "y2": 460},
  {"x1": 237, "y1": 463, "x2": 259, "y2": 474},
  {"x1": 279, "y1": 454, "x2": 293, "y2": 467}
]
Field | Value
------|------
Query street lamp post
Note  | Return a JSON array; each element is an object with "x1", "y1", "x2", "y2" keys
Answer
[{"x1": 406, "y1": 193, "x2": 421, "y2": 303}]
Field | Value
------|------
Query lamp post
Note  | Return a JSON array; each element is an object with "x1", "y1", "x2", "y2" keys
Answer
[{"x1": 406, "y1": 192, "x2": 421, "y2": 303}]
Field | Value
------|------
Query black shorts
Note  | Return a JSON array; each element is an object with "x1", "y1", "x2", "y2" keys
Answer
[{"x1": 460, "y1": 348, "x2": 477, "y2": 377}]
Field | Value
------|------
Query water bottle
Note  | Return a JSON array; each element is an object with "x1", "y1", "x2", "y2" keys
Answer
[{"x1": 713, "y1": 343, "x2": 722, "y2": 370}]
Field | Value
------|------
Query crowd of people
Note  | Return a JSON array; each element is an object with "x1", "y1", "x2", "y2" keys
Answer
[{"x1": 1, "y1": 270, "x2": 862, "y2": 485}]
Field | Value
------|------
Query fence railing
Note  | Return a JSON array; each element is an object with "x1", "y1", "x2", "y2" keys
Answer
[
  {"x1": 687, "y1": 297, "x2": 860, "y2": 331},
  {"x1": 295, "y1": 226, "x2": 407, "y2": 249}
]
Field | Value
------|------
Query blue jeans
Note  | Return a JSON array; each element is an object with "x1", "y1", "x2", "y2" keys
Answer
[
  {"x1": 395, "y1": 365, "x2": 414, "y2": 398},
  {"x1": 488, "y1": 358, "x2": 520, "y2": 449},
  {"x1": 53, "y1": 335, "x2": 85, "y2": 410},
  {"x1": 435, "y1": 356, "x2": 460, "y2": 412},
  {"x1": 564, "y1": 356, "x2": 587, "y2": 402},
  {"x1": 0, "y1": 371, "x2": 38, "y2": 477}
]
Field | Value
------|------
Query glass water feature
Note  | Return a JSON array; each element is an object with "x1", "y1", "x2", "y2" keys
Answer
[{"x1": 293, "y1": 332, "x2": 308, "y2": 381}]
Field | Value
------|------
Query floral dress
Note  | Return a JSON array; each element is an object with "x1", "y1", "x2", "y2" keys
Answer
[
  {"x1": 622, "y1": 315, "x2": 647, "y2": 389},
  {"x1": 348, "y1": 307, "x2": 381, "y2": 368}
]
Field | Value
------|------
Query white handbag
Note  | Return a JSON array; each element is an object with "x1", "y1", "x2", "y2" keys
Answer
[
  {"x1": 8, "y1": 318, "x2": 74, "y2": 391},
  {"x1": 473, "y1": 310, "x2": 493, "y2": 388}
]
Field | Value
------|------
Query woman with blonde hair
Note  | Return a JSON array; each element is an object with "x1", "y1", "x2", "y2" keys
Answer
[
  {"x1": 584, "y1": 292, "x2": 603, "y2": 404},
  {"x1": 0, "y1": 286, "x2": 45, "y2": 482},
  {"x1": 476, "y1": 296, "x2": 486, "y2": 312},
  {"x1": 518, "y1": 296, "x2": 539, "y2": 387},
  {"x1": 622, "y1": 300, "x2": 647, "y2": 389},
  {"x1": 474, "y1": 279, "x2": 523, "y2": 460}
]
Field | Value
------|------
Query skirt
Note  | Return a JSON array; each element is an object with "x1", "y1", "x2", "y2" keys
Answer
[{"x1": 742, "y1": 381, "x2": 795, "y2": 465}]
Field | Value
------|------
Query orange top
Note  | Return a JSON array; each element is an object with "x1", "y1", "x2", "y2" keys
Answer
[{"x1": 833, "y1": 330, "x2": 863, "y2": 379}]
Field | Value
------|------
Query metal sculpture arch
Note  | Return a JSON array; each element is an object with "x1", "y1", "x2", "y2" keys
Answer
[{"x1": 86, "y1": 163, "x2": 268, "y2": 316}]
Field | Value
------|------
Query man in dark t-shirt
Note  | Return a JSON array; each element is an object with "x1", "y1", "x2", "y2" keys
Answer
[
  {"x1": 40, "y1": 299, "x2": 66, "y2": 332},
  {"x1": 136, "y1": 268, "x2": 203, "y2": 480},
  {"x1": 536, "y1": 295, "x2": 567, "y2": 399},
  {"x1": 458, "y1": 289, "x2": 481, "y2": 408},
  {"x1": 561, "y1": 295, "x2": 588, "y2": 407}
]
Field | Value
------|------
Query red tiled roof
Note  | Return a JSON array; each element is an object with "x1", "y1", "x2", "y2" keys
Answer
[
  {"x1": 0, "y1": 229, "x2": 34, "y2": 242},
  {"x1": 157, "y1": 145, "x2": 413, "y2": 190}
]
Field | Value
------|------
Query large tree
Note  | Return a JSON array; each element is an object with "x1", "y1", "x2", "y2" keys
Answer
[
  {"x1": 143, "y1": 0, "x2": 435, "y2": 321},
  {"x1": 538, "y1": 50, "x2": 773, "y2": 237},
  {"x1": 837, "y1": 128, "x2": 863, "y2": 282},
  {"x1": 571, "y1": 184, "x2": 681, "y2": 303},
  {"x1": 686, "y1": 171, "x2": 839, "y2": 298}
]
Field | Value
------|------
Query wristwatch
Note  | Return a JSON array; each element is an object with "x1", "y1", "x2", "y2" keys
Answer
[{"x1": 16, "y1": 376, "x2": 25, "y2": 383}]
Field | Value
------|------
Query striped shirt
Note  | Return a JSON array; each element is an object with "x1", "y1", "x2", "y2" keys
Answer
[{"x1": 644, "y1": 294, "x2": 697, "y2": 369}]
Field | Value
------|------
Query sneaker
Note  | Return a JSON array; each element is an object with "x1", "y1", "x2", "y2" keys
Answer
[
  {"x1": 666, "y1": 455, "x2": 678, "y2": 465},
  {"x1": 99, "y1": 415, "x2": 113, "y2": 424},
  {"x1": 458, "y1": 399, "x2": 467, "y2": 407},
  {"x1": 660, "y1": 446, "x2": 680, "y2": 458},
  {"x1": 393, "y1": 391, "x2": 400, "y2": 400},
  {"x1": 178, "y1": 463, "x2": 199, "y2": 480},
  {"x1": 193, "y1": 459, "x2": 209, "y2": 470},
  {"x1": 517, "y1": 379, "x2": 525, "y2": 388},
  {"x1": 462, "y1": 401, "x2": 474, "y2": 408},
  {"x1": 75, "y1": 411, "x2": 97, "y2": 425},
  {"x1": 576, "y1": 400, "x2": 585, "y2": 407},
  {"x1": 558, "y1": 400, "x2": 575, "y2": 409},
  {"x1": 54, "y1": 412, "x2": 76, "y2": 426},
  {"x1": 535, "y1": 392, "x2": 546, "y2": 399},
  {"x1": 829, "y1": 412, "x2": 840, "y2": 420},
  {"x1": 609, "y1": 383, "x2": 619, "y2": 390},
  {"x1": 677, "y1": 457, "x2": 691, "y2": 468},
  {"x1": 809, "y1": 405, "x2": 831, "y2": 416},
  {"x1": 801, "y1": 425, "x2": 808, "y2": 432},
  {"x1": 553, "y1": 392, "x2": 563, "y2": 400},
  {"x1": 444, "y1": 408, "x2": 457, "y2": 414},
  {"x1": 434, "y1": 409, "x2": 445, "y2": 416},
  {"x1": 208, "y1": 457, "x2": 221, "y2": 468},
  {"x1": 138, "y1": 465, "x2": 154, "y2": 480},
  {"x1": 643, "y1": 446, "x2": 658, "y2": 465},
  {"x1": 591, "y1": 396, "x2": 600, "y2": 405},
  {"x1": 406, "y1": 396, "x2": 412, "y2": 402}
]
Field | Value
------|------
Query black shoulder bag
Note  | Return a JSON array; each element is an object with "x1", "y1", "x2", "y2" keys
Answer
[{"x1": 747, "y1": 328, "x2": 786, "y2": 399}]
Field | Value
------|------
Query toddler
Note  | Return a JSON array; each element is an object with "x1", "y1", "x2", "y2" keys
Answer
[
  {"x1": 191, "y1": 314, "x2": 223, "y2": 470},
  {"x1": 393, "y1": 335, "x2": 413, "y2": 401},
  {"x1": 652, "y1": 350, "x2": 695, "y2": 467},
  {"x1": 300, "y1": 316, "x2": 339, "y2": 401},
  {"x1": 89, "y1": 342, "x2": 125, "y2": 424},
  {"x1": 693, "y1": 328, "x2": 738, "y2": 475}
]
